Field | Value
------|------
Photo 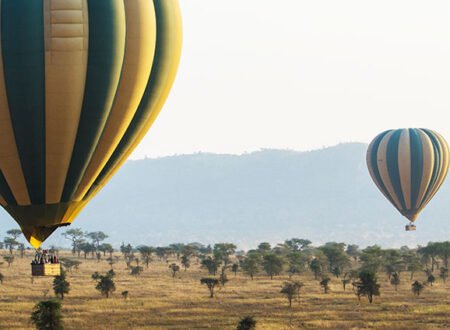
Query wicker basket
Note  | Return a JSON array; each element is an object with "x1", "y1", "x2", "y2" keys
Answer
[
  {"x1": 405, "y1": 224, "x2": 417, "y2": 231},
  {"x1": 31, "y1": 264, "x2": 61, "y2": 276}
]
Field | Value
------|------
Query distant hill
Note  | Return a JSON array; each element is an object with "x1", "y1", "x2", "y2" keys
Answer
[{"x1": 2, "y1": 143, "x2": 450, "y2": 249}]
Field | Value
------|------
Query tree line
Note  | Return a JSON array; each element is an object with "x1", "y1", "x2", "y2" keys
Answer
[{"x1": 1, "y1": 229, "x2": 449, "y2": 329}]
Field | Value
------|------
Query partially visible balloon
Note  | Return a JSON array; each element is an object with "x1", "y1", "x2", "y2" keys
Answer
[
  {"x1": 367, "y1": 128, "x2": 449, "y2": 228},
  {"x1": 0, "y1": 0, "x2": 182, "y2": 248}
]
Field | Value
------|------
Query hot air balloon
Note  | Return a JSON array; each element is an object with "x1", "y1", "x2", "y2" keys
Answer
[
  {"x1": 0, "y1": 0, "x2": 182, "y2": 248},
  {"x1": 367, "y1": 128, "x2": 449, "y2": 230}
]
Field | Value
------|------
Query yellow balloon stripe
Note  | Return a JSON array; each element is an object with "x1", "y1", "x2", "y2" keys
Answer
[
  {"x1": 73, "y1": 0, "x2": 157, "y2": 201},
  {"x1": 376, "y1": 131, "x2": 404, "y2": 211},
  {"x1": 420, "y1": 130, "x2": 449, "y2": 209},
  {"x1": 0, "y1": 0, "x2": 31, "y2": 206},
  {"x1": 414, "y1": 129, "x2": 434, "y2": 210},
  {"x1": 44, "y1": 0, "x2": 89, "y2": 203},
  {"x1": 86, "y1": 0, "x2": 183, "y2": 202}
]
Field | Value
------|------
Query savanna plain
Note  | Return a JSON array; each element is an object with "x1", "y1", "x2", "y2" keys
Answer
[{"x1": 0, "y1": 250, "x2": 449, "y2": 330}]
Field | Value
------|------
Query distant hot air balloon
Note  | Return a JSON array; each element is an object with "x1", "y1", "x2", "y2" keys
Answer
[
  {"x1": 0, "y1": 0, "x2": 182, "y2": 248},
  {"x1": 367, "y1": 128, "x2": 449, "y2": 230}
]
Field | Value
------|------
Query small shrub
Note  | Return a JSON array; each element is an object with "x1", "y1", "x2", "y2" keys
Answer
[
  {"x1": 320, "y1": 277, "x2": 330, "y2": 294},
  {"x1": 412, "y1": 281, "x2": 424, "y2": 296},
  {"x1": 131, "y1": 266, "x2": 143, "y2": 276},
  {"x1": 236, "y1": 316, "x2": 256, "y2": 330},
  {"x1": 53, "y1": 271, "x2": 70, "y2": 300}
]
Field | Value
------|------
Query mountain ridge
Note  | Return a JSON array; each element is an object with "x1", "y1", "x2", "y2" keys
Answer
[{"x1": 1, "y1": 143, "x2": 449, "y2": 249}]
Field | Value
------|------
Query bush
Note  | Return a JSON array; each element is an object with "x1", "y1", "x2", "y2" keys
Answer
[
  {"x1": 236, "y1": 316, "x2": 256, "y2": 330},
  {"x1": 30, "y1": 299, "x2": 63, "y2": 330},
  {"x1": 92, "y1": 271, "x2": 116, "y2": 298},
  {"x1": 53, "y1": 271, "x2": 70, "y2": 300}
]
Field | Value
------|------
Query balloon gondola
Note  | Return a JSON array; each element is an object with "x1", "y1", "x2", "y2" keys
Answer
[
  {"x1": 0, "y1": 0, "x2": 182, "y2": 249},
  {"x1": 31, "y1": 249, "x2": 61, "y2": 277},
  {"x1": 405, "y1": 223, "x2": 416, "y2": 231},
  {"x1": 367, "y1": 128, "x2": 449, "y2": 230},
  {"x1": 31, "y1": 263, "x2": 61, "y2": 277}
]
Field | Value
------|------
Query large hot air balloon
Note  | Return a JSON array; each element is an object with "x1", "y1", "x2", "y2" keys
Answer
[
  {"x1": 0, "y1": 0, "x2": 182, "y2": 248},
  {"x1": 367, "y1": 128, "x2": 449, "y2": 230}
]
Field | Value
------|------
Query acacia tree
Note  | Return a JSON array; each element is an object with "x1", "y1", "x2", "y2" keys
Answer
[
  {"x1": 169, "y1": 263, "x2": 180, "y2": 278},
  {"x1": 287, "y1": 251, "x2": 308, "y2": 278},
  {"x1": 280, "y1": 281, "x2": 303, "y2": 307},
  {"x1": 359, "y1": 245, "x2": 384, "y2": 272},
  {"x1": 3, "y1": 237, "x2": 18, "y2": 255},
  {"x1": 92, "y1": 270, "x2": 116, "y2": 298},
  {"x1": 435, "y1": 241, "x2": 450, "y2": 268},
  {"x1": 6, "y1": 229, "x2": 22, "y2": 241},
  {"x1": 219, "y1": 268, "x2": 229, "y2": 287},
  {"x1": 309, "y1": 259, "x2": 322, "y2": 280},
  {"x1": 418, "y1": 243, "x2": 439, "y2": 272},
  {"x1": 213, "y1": 243, "x2": 237, "y2": 267},
  {"x1": 87, "y1": 231, "x2": 108, "y2": 254},
  {"x1": 262, "y1": 254, "x2": 284, "y2": 279},
  {"x1": 18, "y1": 243, "x2": 25, "y2": 258},
  {"x1": 53, "y1": 271, "x2": 70, "y2": 300},
  {"x1": 200, "y1": 278, "x2": 220, "y2": 298},
  {"x1": 99, "y1": 243, "x2": 114, "y2": 257},
  {"x1": 31, "y1": 300, "x2": 63, "y2": 330},
  {"x1": 405, "y1": 253, "x2": 423, "y2": 280},
  {"x1": 241, "y1": 254, "x2": 260, "y2": 280},
  {"x1": 62, "y1": 228, "x2": 85, "y2": 256},
  {"x1": 155, "y1": 247, "x2": 169, "y2": 261},
  {"x1": 390, "y1": 272, "x2": 401, "y2": 291},
  {"x1": 439, "y1": 267, "x2": 448, "y2": 283},
  {"x1": 257, "y1": 242, "x2": 272, "y2": 255},
  {"x1": 354, "y1": 270, "x2": 380, "y2": 303},
  {"x1": 319, "y1": 242, "x2": 350, "y2": 277},
  {"x1": 79, "y1": 242, "x2": 95, "y2": 259},
  {"x1": 181, "y1": 255, "x2": 190, "y2": 271},
  {"x1": 342, "y1": 270, "x2": 357, "y2": 291},
  {"x1": 426, "y1": 274, "x2": 436, "y2": 286},
  {"x1": 137, "y1": 245, "x2": 154, "y2": 269},
  {"x1": 232, "y1": 263, "x2": 239, "y2": 277},
  {"x1": 106, "y1": 257, "x2": 117, "y2": 269},
  {"x1": 320, "y1": 277, "x2": 331, "y2": 294},
  {"x1": 346, "y1": 244, "x2": 360, "y2": 262},
  {"x1": 284, "y1": 238, "x2": 311, "y2": 252},
  {"x1": 201, "y1": 256, "x2": 221, "y2": 276},
  {"x1": 383, "y1": 249, "x2": 405, "y2": 280},
  {"x1": 3, "y1": 255, "x2": 14, "y2": 267},
  {"x1": 121, "y1": 243, "x2": 133, "y2": 259},
  {"x1": 412, "y1": 281, "x2": 424, "y2": 296}
]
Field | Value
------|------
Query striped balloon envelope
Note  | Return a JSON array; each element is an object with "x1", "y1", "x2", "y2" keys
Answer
[
  {"x1": 0, "y1": 0, "x2": 182, "y2": 248},
  {"x1": 367, "y1": 128, "x2": 449, "y2": 228}
]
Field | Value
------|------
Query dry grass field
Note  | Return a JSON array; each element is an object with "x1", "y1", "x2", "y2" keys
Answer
[{"x1": 0, "y1": 250, "x2": 449, "y2": 329}]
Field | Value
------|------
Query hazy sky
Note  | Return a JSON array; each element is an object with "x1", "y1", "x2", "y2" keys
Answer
[{"x1": 131, "y1": 0, "x2": 450, "y2": 159}]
